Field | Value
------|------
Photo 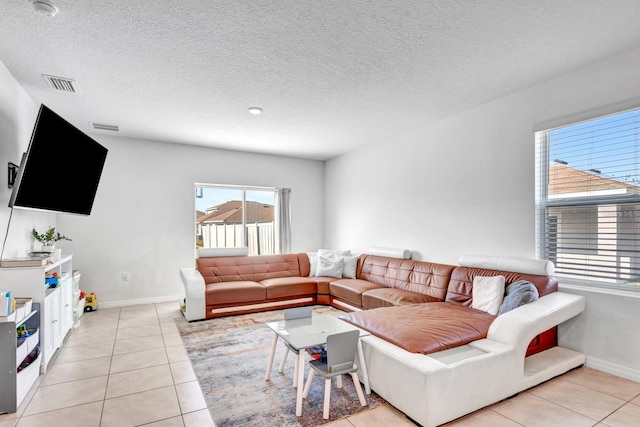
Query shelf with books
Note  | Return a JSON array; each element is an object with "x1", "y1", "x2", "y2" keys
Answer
[{"x1": 0, "y1": 257, "x2": 49, "y2": 268}]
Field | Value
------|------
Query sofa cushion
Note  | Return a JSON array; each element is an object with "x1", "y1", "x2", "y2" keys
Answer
[
  {"x1": 306, "y1": 252, "x2": 318, "y2": 276},
  {"x1": 358, "y1": 255, "x2": 414, "y2": 288},
  {"x1": 362, "y1": 288, "x2": 442, "y2": 309},
  {"x1": 339, "y1": 302, "x2": 496, "y2": 354},
  {"x1": 205, "y1": 281, "x2": 265, "y2": 305},
  {"x1": 446, "y1": 266, "x2": 558, "y2": 306},
  {"x1": 342, "y1": 256, "x2": 358, "y2": 279},
  {"x1": 197, "y1": 254, "x2": 303, "y2": 283},
  {"x1": 472, "y1": 276, "x2": 505, "y2": 315},
  {"x1": 330, "y1": 279, "x2": 386, "y2": 308},
  {"x1": 260, "y1": 277, "x2": 317, "y2": 299},
  {"x1": 307, "y1": 276, "x2": 334, "y2": 295},
  {"x1": 497, "y1": 280, "x2": 539, "y2": 315},
  {"x1": 296, "y1": 253, "x2": 312, "y2": 277},
  {"x1": 316, "y1": 254, "x2": 344, "y2": 277},
  {"x1": 358, "y1": 255, "x2": 455, "y2": 300},
  {"x1": 407, "y1": 260, "x2": 456, "y2": 300}
]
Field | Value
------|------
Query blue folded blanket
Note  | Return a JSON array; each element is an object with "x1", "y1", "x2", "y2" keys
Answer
[{"x1": 497, "y1": 280, "x2": 539, "y2": 315}]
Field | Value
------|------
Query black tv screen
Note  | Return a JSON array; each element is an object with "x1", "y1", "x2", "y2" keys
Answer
[{"x1": 9, "y1": 104, "x2": 108, "y2": 215}]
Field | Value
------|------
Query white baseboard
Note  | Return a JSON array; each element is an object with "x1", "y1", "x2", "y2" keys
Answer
[
  {"x1": 98, "y1": 294, "x2": 184, "y2": 309},
  {"x1": 585, "y1": 355, "x2": 640, "y2": 383}
]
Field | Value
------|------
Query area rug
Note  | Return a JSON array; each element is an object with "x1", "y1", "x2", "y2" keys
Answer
[{"x1": 175, "y1": 305, "x2": 387, "y2": 426}]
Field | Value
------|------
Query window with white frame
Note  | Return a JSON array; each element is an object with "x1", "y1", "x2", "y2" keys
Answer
[
  {"x1": 535, "y1": 108, "x2": 640, "y2": 288},
  {"x1": 195, "y1": 184, "x2": 277, "y2": 256}
]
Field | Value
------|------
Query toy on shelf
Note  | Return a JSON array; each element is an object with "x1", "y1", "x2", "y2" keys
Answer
[
  {"x1": 84, "y1": 292, "x2": 98, "y2": 312},
  {"x1": 44, "y1": 272, "x2": 59, "y2": 288},
  {"x1": 16, "y1": 324, "x2": 32, "y2": 338}
]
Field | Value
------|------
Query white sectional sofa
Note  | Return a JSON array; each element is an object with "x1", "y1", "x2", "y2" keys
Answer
[
  {"x1": 339, "y1": 256, "x2": 586, "y2": 427},
  {"x1": 355, "y1": 291, "x2": 585, "y2": 426},
  {"x1": 181, "y1": 250, "x2": 586, "y2": 426}
]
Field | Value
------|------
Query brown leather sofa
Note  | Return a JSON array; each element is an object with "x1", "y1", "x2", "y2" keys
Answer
[
  {"x1": 195, "y1": 253, "x2": 324, "y2": 317},
  {"x1": 181, "y1": 252, "x2": 558, "y2": 356}
]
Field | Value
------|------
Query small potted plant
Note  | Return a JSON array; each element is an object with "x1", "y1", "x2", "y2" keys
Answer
[{"x1": 31, "y1": 227, "x2": 71, "y2": 253}]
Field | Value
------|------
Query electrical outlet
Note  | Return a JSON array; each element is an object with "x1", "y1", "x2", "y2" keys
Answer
[{"x1": 121, "y1": 272, "x2": 129, "y2": 281}]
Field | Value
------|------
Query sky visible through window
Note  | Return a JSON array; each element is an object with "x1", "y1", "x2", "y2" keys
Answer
[
  {"x1": 549, "y1": 108, "x2": 640, "y2": 186},
  {"x1": 195, "y1": 186, "x2": 275, "y2": 212}
]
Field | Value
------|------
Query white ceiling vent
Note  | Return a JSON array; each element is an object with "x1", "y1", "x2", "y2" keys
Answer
[
  {"x1": 42, "y1": 74, "x2": 79, "y2": 93},
  {"x1": 90, "y1": 122, "x2": 119, "y2": 132}
]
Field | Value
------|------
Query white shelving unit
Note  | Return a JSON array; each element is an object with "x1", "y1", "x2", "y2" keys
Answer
[
  {"x1": 72, "y1": 270, "x2": 84, "y2": 328},
  {"x1": 0, "y1": 255, "x2": 73, "y2": 374},
  {"x1": 0, "y1": 304, "x2": 41, "y2": 414}
]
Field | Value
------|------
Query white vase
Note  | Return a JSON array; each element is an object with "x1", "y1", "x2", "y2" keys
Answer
[{"x1": 42, "y1": 245, "x2": 55, "y2": 254}]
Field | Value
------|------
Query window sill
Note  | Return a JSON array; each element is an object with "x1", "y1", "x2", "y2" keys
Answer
[{"x1": 559, "y1": 281, "x2": 640, "y2": 299}]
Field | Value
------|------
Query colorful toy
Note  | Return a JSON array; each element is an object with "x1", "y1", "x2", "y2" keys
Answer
[
  {"x1": 84, "y1": 292, "x2": 98, "y2": 312},
  {"x1": 44, "y1": 272, "x2": 60, "y2": 288},
  {"x1": 17, "y1": 324, "x2": 32, "y2": 338}
]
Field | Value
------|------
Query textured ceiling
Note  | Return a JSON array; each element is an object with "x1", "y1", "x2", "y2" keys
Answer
[{"x1": 2, "y1": 1, "x2": 640, "y2": 160}]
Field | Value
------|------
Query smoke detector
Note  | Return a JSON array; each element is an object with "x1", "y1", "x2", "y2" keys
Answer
[{"x1": 33, "y1": 0, "x2": 58, "y2": 17}]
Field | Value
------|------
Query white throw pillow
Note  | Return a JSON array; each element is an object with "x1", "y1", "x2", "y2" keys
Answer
[
  {"x1": 472, "y1": 275, "x2": 505, "y2": 315},
  {"x1": 307, "y1": 252, "x2": 318, "y2": 276},
  {"x1": 318, "y1": 248, "x2": 351, "y2": 259},
  {"x1": 316, "y1": 254, "x2": 344, "y2": 278},
  {"x1": 342, "y1": 256, "x2": 358, "y2": 279}
]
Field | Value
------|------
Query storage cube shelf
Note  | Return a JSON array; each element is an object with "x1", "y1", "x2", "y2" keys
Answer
[
  {"x1": 0, "y1": 305, "x2": 41, "y2": 414},
  {"x1": 0, "y1": 255, "x2": 73, "y2": 376}
]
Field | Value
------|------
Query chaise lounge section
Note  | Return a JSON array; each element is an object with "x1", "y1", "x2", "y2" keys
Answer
[
  {"x1": 346, "y1": 290, "x2": 585, "y2": 427},
  {"x1": 338, "y1": 256, "x2": 585, "y2": 426}
]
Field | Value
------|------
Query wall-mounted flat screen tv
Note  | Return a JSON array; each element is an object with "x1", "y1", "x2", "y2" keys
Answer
[{"x1": 8, "y1": 104, "x2": 108, "y2": 216}]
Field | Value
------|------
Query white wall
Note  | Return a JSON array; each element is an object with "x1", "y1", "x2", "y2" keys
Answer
[
  {"x1": 558, "y1": 284, "x2": 640, "y2": 382},
  {"x1": 0, "y1": 60, "x2": 325, "y2": 309},
  {"x1": 55, "y1": 135, "x2": 325, "y2": 306},
  {"x1": 0, "y1": 61, "x2": 57, "y2": 260},
  {"x1": 325, "y1": 46, "x2": 640, "y2": 381}
]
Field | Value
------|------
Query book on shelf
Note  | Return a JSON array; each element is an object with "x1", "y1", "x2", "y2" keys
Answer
[{"x1": 0, "y1": 257, "x2": 49, "y2": 268}]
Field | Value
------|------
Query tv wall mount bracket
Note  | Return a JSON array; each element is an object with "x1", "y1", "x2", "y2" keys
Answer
[{"x1": 8, "y1": 162, "x2": 18, "y2": 189}]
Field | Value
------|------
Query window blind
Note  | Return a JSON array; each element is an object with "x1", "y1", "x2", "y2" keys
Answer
[{"x1": 535, "y1": 108, "x2": 640, "y2": 286}]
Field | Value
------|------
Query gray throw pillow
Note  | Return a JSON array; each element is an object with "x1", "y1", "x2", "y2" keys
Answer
[{"x1": 497, "y1": 280, "x2": 539, "y2": 315}]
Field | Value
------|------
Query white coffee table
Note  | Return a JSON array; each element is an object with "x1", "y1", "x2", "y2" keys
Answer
[{"x1": 264, "y1": 314, "x2": 371, "y2": 416}]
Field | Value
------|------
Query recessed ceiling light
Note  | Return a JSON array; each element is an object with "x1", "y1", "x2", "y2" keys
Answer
[
  {"x1": 247, "y1": 107, "x2": 263, "y2": 115},
  {"x1": 33, "y1": 0, "x2": 58, "y2": 17}
]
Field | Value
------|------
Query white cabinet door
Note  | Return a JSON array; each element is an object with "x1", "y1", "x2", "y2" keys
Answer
[
  {"x1": 43, "y1": 288, "x2": 60, "y2": 369},
  {"x1": 59, "y1": 279, "x2": 73, "y2": 337}
]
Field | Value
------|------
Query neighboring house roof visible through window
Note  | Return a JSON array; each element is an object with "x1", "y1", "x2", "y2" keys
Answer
[
  {"x1": 549, "y1": 164, "x2": 640, "y2": 198},
  {"x1": 197, "y1": 200, "x2": 274, "y2": 224}
]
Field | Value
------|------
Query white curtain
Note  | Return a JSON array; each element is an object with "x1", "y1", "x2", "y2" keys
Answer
[{"x1": 275, "y1": 188, "x2": 291, "y2": 254}]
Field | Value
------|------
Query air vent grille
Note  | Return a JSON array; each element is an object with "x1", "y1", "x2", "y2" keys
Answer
[
  {"x1": 91, "y1": 122, "x2": 120, "y2": 132},
  {"x1": 42, "y1": 74, "x2": 79, "y2": 93}
]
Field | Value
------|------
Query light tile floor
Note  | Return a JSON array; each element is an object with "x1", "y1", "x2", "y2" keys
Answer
[{"x1": 0, "y1": 302, "x2": 638, "y2": 427}]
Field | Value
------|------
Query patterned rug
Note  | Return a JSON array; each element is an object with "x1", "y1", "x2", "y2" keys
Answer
[{"x1": 175, "y1": 305, "x2": 387, "y2": 426}]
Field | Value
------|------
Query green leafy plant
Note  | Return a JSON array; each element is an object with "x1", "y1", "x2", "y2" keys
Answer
[{"x1": 31, "y1": 227, "x2": 72, "y2": 246}]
